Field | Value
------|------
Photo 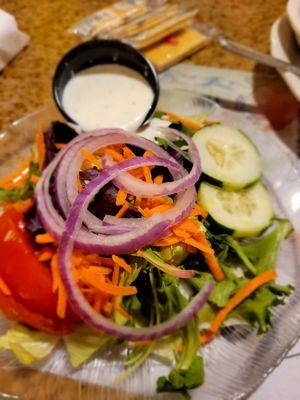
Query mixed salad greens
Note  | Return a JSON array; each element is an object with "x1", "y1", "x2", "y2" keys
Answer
[{"x1": 0, "y1": 114, "x2": 293, "y2": 399}]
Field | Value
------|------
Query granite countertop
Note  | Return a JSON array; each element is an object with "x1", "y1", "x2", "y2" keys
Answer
[{"x1": 0, "y1": 0, "x2": 287, "y2": 131}]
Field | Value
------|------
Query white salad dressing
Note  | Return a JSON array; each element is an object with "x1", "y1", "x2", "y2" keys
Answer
[{"x1": 62, "y1": 64, "x2": 154, "y2": 131}]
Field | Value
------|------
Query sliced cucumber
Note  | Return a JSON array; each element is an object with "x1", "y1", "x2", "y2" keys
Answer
[
  {"x1": 198, "y1": 181, "x2": 273, "y2": 237},
  {"x1": 193, "y1": 124, "x2": 262, "y2": 189}
]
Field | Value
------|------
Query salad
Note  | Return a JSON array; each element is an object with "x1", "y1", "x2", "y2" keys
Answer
[{"x1": 0, "y1": 112, "x2": 293, "y2": 399}]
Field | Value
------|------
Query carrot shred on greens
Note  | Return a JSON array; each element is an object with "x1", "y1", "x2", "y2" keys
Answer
[
  {"x1": 153, "y1": 236, "x2": 181, "y2": 247},
  {"x1": 201, "y1": 269, "x2": 277, "y2": 343},
  {"x1": 114, "y1": 299, "x2": 133, "y2": 321},
  {"x1": 54, "y1": 143, "x2": 65, "y2": 150},
  {"x1": 81, "y1": 148, "x2": 103, "y2": 170},
  {"x1": 29, "y1": 175, "x2": 39, "y2": 185},
  {"x1": 38, "y1": 247, "x2": 55, "y2": 262},
  {"x1": 143, "y1": 167, "x2": 153, "y2": 183},
  {"x1": 35, "y1": 233, "x2": 56, "y2": 244},
  {"x1": 99, "y1": 147, "x2": 124, "y2": 162},
  {"x1": 116, "y1": 188, "x2": 127, "y2": 206},
  {"x1": 194, "y1": 232, "x2": 224, "y2": 281},
  {"x1": 0, "y1": 156, "x2": 33, "y2": 188},
  {"x1": 183, "y1": 237, "x2": 214, "y2": 255},
  {"x1": 10, "y1": 199, "x2": 33, "y2": 214},
  {"x1": 163, "y1": 111, "x2": 203, "y2": 131},
  {"x1": 80, "y1": 273, "x2": 137, "y2": 296},
  {"x1": 189, "y1": 203, "x2": 208, "y2": 218},
  {"x1": 123, "y1": 146, "x2": 136, "y2": 159},
  {"x1": 112, "y1": 255, "x2": 132, "y2": 273},
  {"x1": 50, "y1": 254, "x2": 67, "y2": 318},
  {"x1": 154, "y1": 175, "x2": 163, "y2": 184},
  {"x1": 115, "y1": 201, "x2": 129, "y2": 218}
]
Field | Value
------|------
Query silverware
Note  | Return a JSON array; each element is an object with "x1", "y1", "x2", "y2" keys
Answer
[{"x1": 197, "y1": 23, "x2": 300, "y2": 77}]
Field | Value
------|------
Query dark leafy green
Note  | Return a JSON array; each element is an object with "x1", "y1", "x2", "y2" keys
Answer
[
  {"x1": 241, "y1": 219, "x2": 293, "y2": 273},
  {"x1": 157, "y1": 356, "x2": 204, "y2": 400}
]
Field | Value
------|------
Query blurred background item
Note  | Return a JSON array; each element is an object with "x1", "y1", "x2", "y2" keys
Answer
[{"x1": 0, "y1": 9, "x2": 29, "y2": 71}]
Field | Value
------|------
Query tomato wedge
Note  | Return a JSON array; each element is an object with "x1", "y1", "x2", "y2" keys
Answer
[{"x1": 0, "y1": 208, "x2": 78, "y2": 334}]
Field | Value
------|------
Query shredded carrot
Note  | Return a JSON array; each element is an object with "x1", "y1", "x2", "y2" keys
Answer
[
  {"x1": 143, "y1": 166, "x2": 153, "y2": 183},
  {"x1": 183, "y1": 237, "x2": 214, "y2": 255},
  {"x1": 38, "y1": 247, "x2": 55, "y2": 262},
  {"x1": 116, "y1": 188, "x2": 127, "y2": 206},
  {"x1": 81, "y1": 273, "x2": 137, "y2": 296},
  {"x1": 99, "y1": 147, "x2": 124, "y2": 162},
  {"x1": 153, "y1": 236, "x2": 181, "y2": 247},
  {"x1": 143, "y1": 150, "x2": 154, "y2": 158},
  {"x1": 77, "y1": 174, "x2": 83, "y2": 192},
  {"x1": 195, "y1": 232, "x2": 224, "y2": 281},
  {"x1": 189, "y1": 203, "x2": 208, "y2": 218},
  {"x1": 0, "y1": 156, "x2": 32, "y2": 188},
  {"x1": 154, "y1": 175, "x2": 164, "y2": 184},
  {"x1": 55, "y1": 143, "x2": 65, "y2": 150},
  {"x1": 50, "y1": 255, "x2": 60, "y2": 293},
  {"x1": 177, "y1": 341, "x2": 186, "y2": 353},
  {"x1": 35, "y1": 233, "x2": 56, "y2": 244},
  {"x1": 112, "y1": 265, "x2": 120, "y2": 286},
  {"x1": 10, "y1": 199, "x2": 33, "y2": 214},
  {"x1": 35, "y1": 121, "x2": 45, "y2": 170},
  {"x1": 172, "y1": 228, "x2": 191, "y2": 239},
  {"x1": 93, "y1": 292, "x2": 102, "y2": 313},
  {"x1": 85, "y1": 266, "x2": 112, "y2": 275},
  {"x1": 112, "y1": 255, "x2": 132, "y2": 273},
  {"x1": 29, "y1": 175, "x2": 39, "y2": 185},
  {"x1": 164, "y1": 111, "x2": 202, "y2": 131},
  {"x1": 173, "y1": 219, "x2": 200, "y2": 233},
  {"x1": 81, "y1": 148, "x2": 103, "y2": 170},
  {"x1": 103, "y1": 301, "x2": 113, "y2": 316},
  {"x1": 144, "y1": 204, "x2": 173, "y2": 216},
  {"x1": 136, "y1": 249, "x2": 143, "y2": 257},
  {"x1": 205, "y1": 270, "x2": 277, "y2": 341},
  {"x1": 137, "y1": 206, "x2": 149, "y2": 217},
  {"x1": 200, "y1": 331, "x2": 214, "y2": 344},
  {"x1": 116, "y1": 201, "x2": 129, "y2": 218},
  {"x1": 123, "y1": 146, "x2": 136, "y2": 159},
  {"x1": 131, "y1": 339, "x2": 153, "y2": 347},
  {"x1": 114, "y1": 301, "x2": 133, "y2": 320},
  {"x1": 57, "y1": 282, "x2": 67, "y2": 319},
  {"x1": 0, "y1": 276, "x2": 11, "y2": 296},
  {"x1": 204, "y1": 253, "x2": 224, "y2": 282},
  {"x1": 50, "y1": 254, "x2": 67, "y2": 318}
]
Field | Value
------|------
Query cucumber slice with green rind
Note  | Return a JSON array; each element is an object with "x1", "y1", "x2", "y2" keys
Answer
[
  {"x1": 193, "y1": 124, "x2": 262, "y2": 189},
  {"x1": 198, "y1": 181, "x2": 274, "y2": 238}
]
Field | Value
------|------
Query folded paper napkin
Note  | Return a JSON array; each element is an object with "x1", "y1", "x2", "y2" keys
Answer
[{"x1": 0, "y1": 9, "x2": 29, "y2": 71}]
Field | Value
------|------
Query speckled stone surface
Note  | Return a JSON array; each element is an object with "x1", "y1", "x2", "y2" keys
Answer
[{"x1": 0, "y1": 0, "x2": 286, "y2": 131}]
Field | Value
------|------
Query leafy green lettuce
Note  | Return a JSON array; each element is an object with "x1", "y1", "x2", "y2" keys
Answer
[
  {"x1": 0, "y1": 323, "x2": 111, "y2": 368},
  {"x1": 0, "y1": 161, "x2": 41, "y2": 203},
  {"x1": 0, "y1": 323, "x2": 59, "y2": 365},
  {"x1": 64, "y1": 325, "x2": 111, "y2": 367}
]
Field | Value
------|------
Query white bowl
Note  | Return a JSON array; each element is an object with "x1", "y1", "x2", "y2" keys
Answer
[
  {"x1": 270, "y1": 15, "x2": 300, "y2": 101},
  {"x1": 287, "y1": 0, "x2": 300, "y2": 46}
]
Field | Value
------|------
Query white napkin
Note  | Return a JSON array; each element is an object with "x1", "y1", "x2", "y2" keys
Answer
[{"x1": 0, "y1": 9, "x2": 29, "y2": 71}]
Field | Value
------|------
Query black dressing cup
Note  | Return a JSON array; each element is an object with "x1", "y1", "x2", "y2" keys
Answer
[{"x1": 52, "y1": 39, "x2": 160, "y2": 130}]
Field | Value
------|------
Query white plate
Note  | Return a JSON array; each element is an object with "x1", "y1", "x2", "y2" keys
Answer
[
  {"x1": 270, "y1": 15, "x2": 300, "y2": 101},
  {"x1": 0, "y1": 94, "x2": 299, "y2": 400}
]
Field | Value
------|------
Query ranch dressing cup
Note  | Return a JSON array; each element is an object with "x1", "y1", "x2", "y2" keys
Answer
[{"x1": 53, "y1": 40, "x2": 159, "y2": 131}]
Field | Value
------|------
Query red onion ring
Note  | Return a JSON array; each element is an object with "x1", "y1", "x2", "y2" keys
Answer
[
  {"x1": 55, "y1": 131, "x2": 183, "y2": 233},
  {"x1": 36, "y1": 155, "x2": 196, "y2": 254},
  {"x1": 58, "y1": 159, "x2": 213, "y2": 340}
]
